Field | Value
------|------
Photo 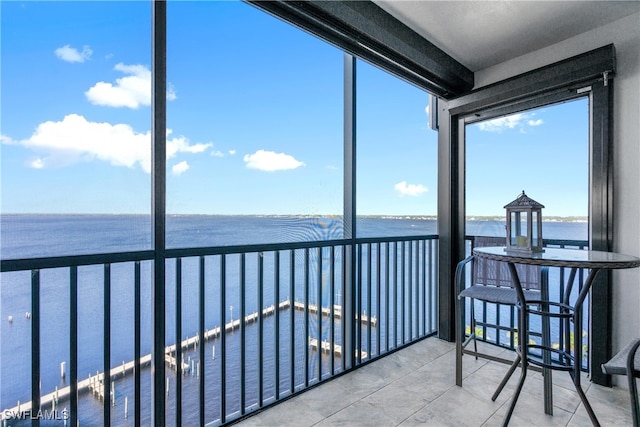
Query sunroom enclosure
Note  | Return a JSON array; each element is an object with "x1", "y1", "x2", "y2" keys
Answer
[{"x1": 1, "y1": 1, "x2": 622, "y2": 426}]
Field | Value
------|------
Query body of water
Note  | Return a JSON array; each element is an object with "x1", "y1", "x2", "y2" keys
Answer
[{"x1": 0, "y1": 214, "x2": 587, "y2": 425}]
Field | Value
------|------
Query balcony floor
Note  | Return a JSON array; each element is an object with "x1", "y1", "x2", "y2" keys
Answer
[{"x1": 237, "y1": 338, "x2": 634, "y2": 426}]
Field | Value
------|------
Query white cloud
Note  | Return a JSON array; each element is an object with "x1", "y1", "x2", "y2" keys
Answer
[
  {"x1": 228, "y1": 150, "x2": 236, "y2": 155},
  {"x1": 211, "y1": 150, "x2": 224, "y2": 158},
  {"x1": 172, "y1": 161, "x2": 189, "y2": 175},
  {"x1": 394, "y1": 181, "x2": 428, "y2": 197},
  {"x1": 243, "y1": 149, "x2": 305, "y2": 172},
  {"x1": 85, "y1": 63, "x2": 176, "y2": 109},
  {"x1": 167, "y1": 83, "x2": 177, "y2": 101},
  {"x1": 85, "y1": 63, "x2": 150, "y2": 109},
  {"x1": 0, "y1": 134, "x2": 16, "y2": 145},
  {"x1": 477, "y1": 114, "x2": 524, "y2": 132},
  {"x1": 166, "y1": 132, "x2": 212, "y2": 158},
  {"x1": 30, "y1": 158, "x2": 45, "y2": 169},
  {"x1": 55, "y1": 45, "x2": 92, "y2": 63},
  {"x1": 477, "y1": 113, "x2": 544, "y2": 133},
  {"x1": 4, "y1": 114, "x2": 211, "y2": 173}
]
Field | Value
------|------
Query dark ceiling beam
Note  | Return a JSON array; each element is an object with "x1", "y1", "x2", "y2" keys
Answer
[
  {"x1": 447, "y1": 44, "x2": 616, "y2": 116},
  {"x1": 247, "y1": 0, "x2": 474, "y2": 99}
]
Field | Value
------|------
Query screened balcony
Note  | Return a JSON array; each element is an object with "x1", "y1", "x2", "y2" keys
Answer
[
  {"x1": 2, "y1": 1, "x2": 639, "y2": 426},
  {"x1": 0, "y1": 236, "x2": 598, "y2": 426}
]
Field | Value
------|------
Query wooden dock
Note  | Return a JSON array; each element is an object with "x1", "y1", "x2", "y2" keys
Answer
[
  {"x1": 308, "y1": 338, "x2": 368, "y2": 359},
  {"x1": 1, "y1": 299, "x2": 378, "y2": 417},
  {"x1": 164, "y1": 299, "x2": 293, "y2": 355},
  {"x1": 293, "y1": 301, "x2": 377, "y2": 326},
  {"x1": 2, "y1": 354, "x2": 154, "y2": 417}
]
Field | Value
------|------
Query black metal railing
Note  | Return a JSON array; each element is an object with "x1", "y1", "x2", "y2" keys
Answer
[
  {"x1": 464, "y1": 236, "x2": 590, "y2": 368},
  {"x1": 1, "y1": 235, "x2": 438, "y2": 426}
]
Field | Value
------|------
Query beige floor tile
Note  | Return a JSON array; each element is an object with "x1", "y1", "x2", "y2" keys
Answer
[{"x1": 236, "y1": 338, "x2": 632, "y2": 427}]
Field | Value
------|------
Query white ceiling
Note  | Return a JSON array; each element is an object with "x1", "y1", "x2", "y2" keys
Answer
[{"x1": 374, "y1": 1, "x2": 640, "y2": 72}]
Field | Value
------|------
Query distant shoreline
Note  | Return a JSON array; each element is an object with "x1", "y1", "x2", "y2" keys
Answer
[{"x1": 0, "y1": 213, "x2": 588, "y2": 222}]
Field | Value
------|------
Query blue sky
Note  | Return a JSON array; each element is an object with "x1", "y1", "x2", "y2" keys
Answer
[{"x1": 1, "y1": 1, "x2": 587, "y2": 217}]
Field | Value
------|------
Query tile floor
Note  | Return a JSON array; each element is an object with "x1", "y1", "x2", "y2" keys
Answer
[{"x1": 236, "y1": 338, "x2": 634, "y2": 426}]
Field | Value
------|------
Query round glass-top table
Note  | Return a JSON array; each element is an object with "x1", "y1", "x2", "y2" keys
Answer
[
  {"x1": 471, "y1": 246, "x2": 640, "y2": 426},
  {"x1": 473, "y1": 246, "x2": 640, "y2": 269}
]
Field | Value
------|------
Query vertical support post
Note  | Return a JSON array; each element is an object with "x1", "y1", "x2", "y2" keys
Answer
[
  {"x1": 219, "y1": 255, "x2": 227, "y2": 424},
  {"x1": 356, "y1": 244, "x2": 362, "y2": 364},
  {"x1": 329, "y1": 246, "x2": 336, "y2": 375},
  {"x1": 316, "y1": 247, "x2": 322, "y2": 381},
  {"x1": 401, "y1": 242, "x2": 406, "y2": 344},
  {"x1": 274, "y1": 251, "x2": 280, "y2": 398},
  {"x1": 289, "y1": 250, "x2": 295, "y2": 392},
  {"x1": 103, "y1": 264, "x2": 111, "y2": 427},
  {"x1": 31, "y1": 270, "x2": 40, "y2": 427},
  {"x1": 421, "y1": 240, "x2": 427, "y2": 336},
  {"x1": 240, "y1": 254, "x2": 246, "y2": 413},
  {"x1": 134, "y1": 262, "x2": 141, "y2": 427},
  {"x1": 385, "y1": 242, "x2": 390, "y2": 352},
  {"x1": 376, "y1": 243, "x2": 381, "y2": 355},
  {"x1": 175, "y1": 258, "x2": 182, "y2": 426},
  {"x1": 393, "y1": 243, "x2": 398, "y2": 348},
  {"x1": 258, "y1": 252, "x2": 264, "y2": 405},
  {"x1": 438, "y1": 107, "x2": 466, "y2": 342},
  {"x1": 589, "y1": 81, "x2": 613, "y2": 386},
  {"x1": 151, "y1": 1, "x2": 167, "y2": 425},
  {"x1": 199, "y1": 256, "x2": 205, "y2": 425},
  {"x1": 366, "y1": 244, "x2": 372, "y2": 357},
  {"x1": 304, "y1": 248, "x2": 310, "y2": 386},
  {"x1": 344, "y1": 53, "x2": 357, "y2": 369},
  {"x1": 408, "y1": 241, "x2": 413, "y2": 340},
  {"x1": 69, "y1": 267, "x2": 78, "y2": 427}
]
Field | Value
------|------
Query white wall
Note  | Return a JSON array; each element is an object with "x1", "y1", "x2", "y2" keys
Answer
[{"x1": 475, "y1": 12, "x2": 640, "y2": 385}]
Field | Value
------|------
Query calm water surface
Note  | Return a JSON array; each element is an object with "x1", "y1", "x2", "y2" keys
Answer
[{"x1": 0, "y1": 215, "x2": 586, "y2": 425}]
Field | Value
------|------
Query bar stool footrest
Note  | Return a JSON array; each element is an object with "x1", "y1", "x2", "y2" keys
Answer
[
  {"x1": 526, "y1": 300, "x2": 575, "y2": 319},
  {"x1": 527, "y1": 344, "x2": 575, "y2": 371}
]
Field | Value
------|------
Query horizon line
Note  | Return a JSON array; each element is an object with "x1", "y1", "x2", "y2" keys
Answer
[{"x1": 0, "y1": 213, "x2": 588, "y2": 220}]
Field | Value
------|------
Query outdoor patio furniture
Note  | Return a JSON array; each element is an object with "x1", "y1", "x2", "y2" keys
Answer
[
  {"x1": 455, "y1": 236, "x2": 548, "y2": 401},
  {"x1": 472, "y1": 246, "x2": 640, "y2": 426},
  {"x1": 602, "y1": 338, "x2": 640, "y2": 427}
]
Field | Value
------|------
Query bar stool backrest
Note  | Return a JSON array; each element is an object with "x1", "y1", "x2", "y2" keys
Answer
[{"x1": 472, "y1": 236, "x2": 541, "y2": 291}]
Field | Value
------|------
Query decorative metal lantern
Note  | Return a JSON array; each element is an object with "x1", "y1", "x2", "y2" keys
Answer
[{"x1": 504, "y1": 191, "x2": 544, "y2": 253}]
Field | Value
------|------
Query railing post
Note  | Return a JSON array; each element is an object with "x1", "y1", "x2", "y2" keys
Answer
[
  {"x1": 134, "y1": 262, "x2": 142, "y2": 426},
  {"x1": 31, "y1": 269, "x2": 40, "y2": 427},
  {"x1": 103, "y1": 264, "x2": 111, "y2": 427},
  {"x1": 175, "y1": 258, "x2": 182, "y2": 426},
  {"x1": 69, "y1": 266, "x2": 78, "y2": 427},
  {"x1": 199, "y1": 256, "x2": 206, "y2": 425}
]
